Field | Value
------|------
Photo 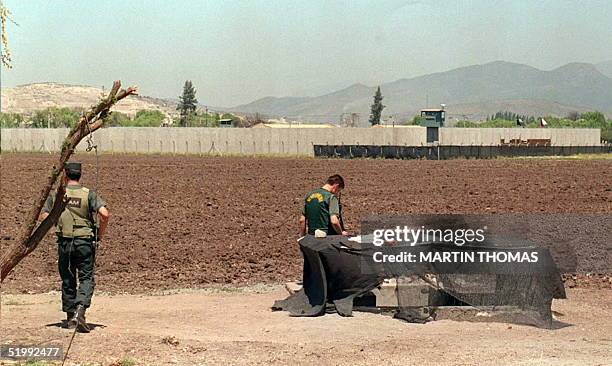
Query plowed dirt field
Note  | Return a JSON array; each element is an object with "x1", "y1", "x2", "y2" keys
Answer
[{"x1": 1, "y1": 154, "x2": 610, "y2": 293}]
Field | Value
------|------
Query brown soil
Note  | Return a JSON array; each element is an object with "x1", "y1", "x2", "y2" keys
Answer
[
  {"x1": 0, "y1": 287, "x2": 611, "y2": 366},
  {"x1": 1, "y1": 153, "x2": 610, "y2": 293}
]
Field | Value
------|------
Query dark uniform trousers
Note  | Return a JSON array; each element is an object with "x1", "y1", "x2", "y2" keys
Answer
[{"x1": 57, "y1": 237, "x2": 96, "y2": 312}]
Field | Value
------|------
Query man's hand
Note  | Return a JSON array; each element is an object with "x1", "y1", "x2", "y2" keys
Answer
[
  {"x1": 330, "y1": 215, "x2": 344, "y2": 235},
  {"x1": 299, "y1": 215, "x2": 307, "y2": 237},
  {"x1": 97, "y1": 206, "x2": 110, "y2": 240},
  {"x1": 341, "y1": 231, "x2": 349, "y2": 236}
]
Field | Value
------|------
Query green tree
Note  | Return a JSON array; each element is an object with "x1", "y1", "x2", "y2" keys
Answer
[
  {"x1": 104, "y1": 111, "x2": 131, "y2": 127},
  {"x1": 368, "y1": 86, "x2": 384, "y2": 126},
  {"x1": 177, "y1": 80, "x2": 198, "y2": 126},
  {"x1": 454, "y1": 110, "x2": 611, "y2": 142},
  {"x1": 580, "y1": 111, "x2": 606, "y2": 127},
  {"x1": 0, "y1": 112, "x2": 23, "y2": 127},
  {"x1": 131, "y1": 110, "x2": 166, "y2": 127},
  {"x1": 185, "y1": 112, "x2": 207, "y2": 127},
  {"x1": 404, "y1": 115, "x2": 424, "y2": 126},
  {"x1": 31, "y1": 107, "x2": 80, "y2": 128}
]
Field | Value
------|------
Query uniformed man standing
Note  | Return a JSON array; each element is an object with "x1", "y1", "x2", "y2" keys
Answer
[
  {"x1": 40, "y1": 162, "x2": 109, "y2": 333},
  {"x1": 299, "y1": 174, "x2": 348, "y2": 237}
]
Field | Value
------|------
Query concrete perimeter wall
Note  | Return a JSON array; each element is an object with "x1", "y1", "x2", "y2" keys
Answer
[
  {"x1": 439, "y1": 127, "x2": 601, "y2": 146},
  {"x1": 0, "y1": 127, "x2": 601, "y2": 156},
  {"x1": 0, "y1": 127, "x2": 427, "y2": 155}
]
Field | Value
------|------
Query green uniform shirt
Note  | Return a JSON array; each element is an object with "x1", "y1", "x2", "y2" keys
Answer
[
  {"x1": 43, "y1": 184, "x2": 106, "y2": 238},
  {"x1": 302, "y1": 188, "x2": 340, "y2": 235}
]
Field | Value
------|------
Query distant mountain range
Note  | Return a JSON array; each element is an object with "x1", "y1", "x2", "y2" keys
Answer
[
  {"x1": 231, "y1": 61, "x2": 612, "y2": 124},
  {"x1": 2, "y1": 60, "x2": 612, "y2": 125}
]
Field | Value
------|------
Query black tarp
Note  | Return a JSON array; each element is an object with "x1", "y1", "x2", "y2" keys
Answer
[
  {"x1": 272, "y1": 236, "x2": 383, "y2": 317},
  {"x1": 273, "y1": 235, "x2": 566, "y2": 328}
]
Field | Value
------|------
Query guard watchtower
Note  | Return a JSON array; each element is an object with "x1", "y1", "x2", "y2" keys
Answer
[{"x1": 419, "y1": 108, "x2": 446, "y2": 143}]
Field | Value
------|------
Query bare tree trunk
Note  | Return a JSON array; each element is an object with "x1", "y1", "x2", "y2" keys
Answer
[{"x1": 0, "y1": 80, "x2": 137, "y2": 281}]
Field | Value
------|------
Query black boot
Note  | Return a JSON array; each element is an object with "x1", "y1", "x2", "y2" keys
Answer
[
  {"x1": 66, "y1": 311, "x2": 77, "y2": 329},
  {"x1": 74, "y1": 305, "x2": 90, "y2": 333}
]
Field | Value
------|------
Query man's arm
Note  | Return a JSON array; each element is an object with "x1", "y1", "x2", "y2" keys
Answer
[
  {"x1": 89, "y1": 191, "x2": 109, "y2": 240},
  {"x1": 329, "y1": 196, "x2": 348, "y2": 235},
  {"x1": 299, "y1": 214, "x2": 307, "y2": 237},
  {"x1": 96, "y1": 206, "x2": 109, "y2": 240},
  {"x1": 39, "y1": 195, "x2": 54, "y2": 221},
  {"x1": 330, "y1": 215, "x2": 344, "y2": 235}
]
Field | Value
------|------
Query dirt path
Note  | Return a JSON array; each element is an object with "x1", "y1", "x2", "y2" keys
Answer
[{"x1": 1, "y1": 287, "x2": 610, "y2": 365}]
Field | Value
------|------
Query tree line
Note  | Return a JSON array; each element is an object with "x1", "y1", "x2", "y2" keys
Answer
[
  {"x1": 456, "y1": 110, "x2": 612, "y2": 142},
  {"x1": 486, "y1": 111, "x2": 536, "y2": 124},
  {"x1": 0, "y1": 108, "x2": 241, "y2": 128}
]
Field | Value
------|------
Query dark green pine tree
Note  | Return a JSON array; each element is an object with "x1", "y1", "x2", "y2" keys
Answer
[
  {"x1": 368, "y1": 86, "x2": 385, "y2": 125},
  {"x1": 177, "y1": 80, "x2": 198, "y2": 126}
]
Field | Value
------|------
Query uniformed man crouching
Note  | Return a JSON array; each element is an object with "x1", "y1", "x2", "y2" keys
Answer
[
  {"x1": 299, "y1": 174, "x2": 348, "y2": 237},
  {"x1": 40, "y1": 162, "x2": 109, "y2": 333}
]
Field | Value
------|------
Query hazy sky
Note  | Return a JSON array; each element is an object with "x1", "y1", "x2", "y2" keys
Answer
[{"x1": 2, "y1": 0, "x2": 611, "y2": 107}]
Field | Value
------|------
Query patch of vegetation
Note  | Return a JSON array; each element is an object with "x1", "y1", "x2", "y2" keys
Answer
[
  {"x1": 184, "y1": 111, "x2": 219, "y2": 127},
  {"x1": 104, "y1": 111, "x2": 131, "y2": 127},
  {"x1": 0, "y1": 111, "x2": 24, "y2": 127},
  {"x1": 486, "y1": 111, "x2": 536, "y2": 124},
  {"x1": 1, "y1": 107, "x2": 82, "y2": 128},
  {"x1": 456, "y1": 119, "x2": 518, "y2": 128},
  {"x1": 22, "y1": 361, "x2": 50, "y2": 366},
  {"x1": 114, "y1": 357, "x2": 136, "y2": 366},
  {"x1": 1, "y1": 109, "x2": 241, "y2": 128},
  {"x1": 455, "y1": 110, "x2": 612, "y2": 143},
  {"x1": 401, "y1": 115, "x2": 423, "y2": 125},
  {"x1": 131, "y1": 110, "x2": 166, "y2": 127}
]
